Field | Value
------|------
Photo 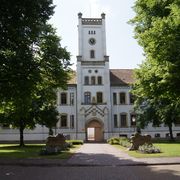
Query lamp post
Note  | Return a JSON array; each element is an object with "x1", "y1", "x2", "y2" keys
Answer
[{"x1": 132, "y1": 116, "x2": 136, "y2": 135}]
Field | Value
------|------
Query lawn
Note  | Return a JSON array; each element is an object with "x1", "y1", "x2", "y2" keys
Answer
[
  {"x1": 0, "y1": 144, "x2": 81, "y2": 159},
  {"x1": 113, "y1": 142, "x2": 180, "y2": 158}
]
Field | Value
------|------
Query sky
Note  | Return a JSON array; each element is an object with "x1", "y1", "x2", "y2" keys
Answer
[{"x1": 49, "y1": 0, "x2": 144, "y2": 70}]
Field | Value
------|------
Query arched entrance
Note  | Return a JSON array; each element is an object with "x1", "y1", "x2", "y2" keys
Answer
[{"x1": 86, "y1": 120, "x2": 104, "y2": 142}]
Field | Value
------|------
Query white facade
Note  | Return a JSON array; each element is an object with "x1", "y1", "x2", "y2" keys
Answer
[{"x1": 1, "y1": 13, "x2": 180, "y2": 142}]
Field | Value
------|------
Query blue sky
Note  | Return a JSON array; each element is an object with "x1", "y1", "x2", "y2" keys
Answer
[{"x1": 49, "y1": 0, "x2": 144, "y2": 70}]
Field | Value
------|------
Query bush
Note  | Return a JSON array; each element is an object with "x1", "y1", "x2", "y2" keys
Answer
[
  {"x1": 66, "y1": 140, "x2": 83, "y2": 145},
  {"x1": 107, "y1": 137, "x2": 131, "y2": 148},
  {"x1": 138, "y1": 143, "x2": 161, "y2": 154},
  {"x1": 119, "y1": 138, "x2": 131, "y2": 148},
  {"x1": 107, "y1": 137, "x2": 120, "y2": 145}
]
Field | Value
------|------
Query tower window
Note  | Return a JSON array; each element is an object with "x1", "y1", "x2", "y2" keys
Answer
[
  {"x1": 97, "y1": 76, "x2": 102, "y2": 85},
  {"x1": 97, "y1": 92, "x2": 103, "y2": 103},
  {"x1": 84, "y1": 92, "x2": 91, "y2": 104},
  {"x1": 84, "y1": 76, "x2": 89, "y2": 85},
  {"x1": 90, "y1": 50, "x2": 95, "y2": 58},
  {"x1": 91, "y1": 76, "x2": 96, "y2": 85}
]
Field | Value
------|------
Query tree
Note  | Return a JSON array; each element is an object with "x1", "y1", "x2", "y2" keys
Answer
[
  {"x1": 0, "y1": 1, "x2": 71, "y2": 146},
  {"x1": 130, "y1": 0, "x2": 180, "y2": 140}
]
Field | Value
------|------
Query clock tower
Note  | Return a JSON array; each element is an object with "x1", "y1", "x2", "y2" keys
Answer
[{"x1": 76, "y1": 13, "x2": 111, "y2": 141}]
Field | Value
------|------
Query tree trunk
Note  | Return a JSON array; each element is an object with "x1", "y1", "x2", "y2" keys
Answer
[
  {"x1": 49, "y1": 128, "x2": 53, "y2": 136},
  {"x1": 168, "y1": 123, "x2": 174, "y2": 141},
  {"x1": 19, "y1": 119, "x2": 25, "y2": 147}
]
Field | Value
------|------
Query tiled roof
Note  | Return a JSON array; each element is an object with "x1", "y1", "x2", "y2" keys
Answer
[
  {"x1": 110, "y1": 69, "x2": 135, "y2": 86},
  {"x1": 67, "y1": 69, "x2": 135, "y2": 86}
]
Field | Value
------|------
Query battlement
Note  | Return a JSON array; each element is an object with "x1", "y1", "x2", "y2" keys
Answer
[{"x1": 81, "y1": 18, "x2": 102, "y2": 25}]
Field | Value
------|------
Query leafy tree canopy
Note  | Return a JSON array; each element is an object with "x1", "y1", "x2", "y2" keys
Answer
[
  {"x1": 0, "y1": 0, "x2": 71, "y2": 145},
  {"x1": 130, "y1": 0, "x2": 180, "y2": 139}
]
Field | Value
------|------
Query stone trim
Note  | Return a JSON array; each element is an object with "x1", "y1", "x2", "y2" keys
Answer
[{"x1": 81, "y1": 61, "x2": 105, "y2": 66}]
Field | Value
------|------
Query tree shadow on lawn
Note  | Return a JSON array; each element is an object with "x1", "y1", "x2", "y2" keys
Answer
[
  {"x1": 0, "y1": 144, "x2": 78, "y2": 159},
  {"x1": 0, "y1": 144, "x2": 45, "y2": 158}
]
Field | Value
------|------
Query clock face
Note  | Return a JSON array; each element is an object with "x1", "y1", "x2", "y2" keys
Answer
[{"x1": 89, "y1": 38, "x2": 96, "y2": 45}]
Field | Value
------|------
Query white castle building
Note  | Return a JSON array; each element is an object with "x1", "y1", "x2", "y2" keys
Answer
[{"x1": 0, "y1": 13, "x2": 180, "y2": 142}]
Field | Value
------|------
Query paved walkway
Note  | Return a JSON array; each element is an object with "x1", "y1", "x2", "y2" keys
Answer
[
  {"x1": 0, "y1": 143, "x2": 180, "y2": 166},
  {"x1": 67, "y1": 143, "x2": 180, "y2": 166}
]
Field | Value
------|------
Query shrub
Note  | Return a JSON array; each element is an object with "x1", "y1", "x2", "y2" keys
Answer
[
  {"x1": 107, "y1": 137, "x2": 119, "y2": 145},
  {"x1": 107, "y1": 137, "x2": 131, "y2": 148},
  {"x1": 66, "y1": 140, "x2": 83, "y2": 145},
  {"x1": 138, "y1": 143, "x2": 161, "y2": 154}
]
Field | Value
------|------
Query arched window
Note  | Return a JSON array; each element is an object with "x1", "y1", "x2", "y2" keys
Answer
[
  {"x1": 97, "y1": 76, "x2": 102, "y2": 85},
  {"x1": 90, "y1": 50, "x2": 95, "y2": 58},
  {"x1": 84, "y1": 76, "x2": 89, "y2": 85},
  {"x1": 84, "y1": 92, "x2": 91, "y2": 104}
]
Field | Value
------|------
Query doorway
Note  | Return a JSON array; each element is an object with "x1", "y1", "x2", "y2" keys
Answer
[{"x1": 86, "y1": 120, "x2": 104, "y2": 142}]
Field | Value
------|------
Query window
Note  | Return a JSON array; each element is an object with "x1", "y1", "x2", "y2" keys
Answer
[
  {"x1": 129, "y1": 93, "x2": 135, "y2": 104},
  {"x1": 130, "y1": 114, "x2": 136, "y2": 126},
  {"x1": 97, "y1": 92, "x2": 103, "y2": 103},
  {"x1": 120, "y1": 114, "x2": 127, "y2": 127},
  {"x1": 70, "y1": 115, "x2": 74, "y2": 129},
  {"x1": 97, "y1": 76, "x2": 102, "y2": 85},
  {"x1": 91, "y1": 76, "x2": 96, "y2": 85},
  {"x1": 60, "y1": 115, "x2": 67, "y2": 127},
  {"x1": 155, "y1": 133, "x2": 160, "y2": 138},
  {"x1": 90, "y1": 50, "x2": 95, "y2": 58},
  {"x1": 70, "y1": 92, "x2": 74, "y2": 105},
  {"x1": 61, "y1": 93, "x2": 67, "y2": 105},
  {"x1": 175, "y1": 119, "x2": 180, "y2": 126},
  {"x1": 114, "y1": 114, "x2": 118, "y2": 128},
  {"x1": 113, "y1": 93, "x2": 117, "y2": 105},
  {"x1": 84, "y1": 76, "x2": 89, "y2": 85},
  {"x1": 120, "y1": 92, "x2": 126, "y2": 104},
  {"x1": 1, "y1": 124, "x2": 10, "y2": 129},
  {"x1": 84, "y1": 92, "x2": 91, "y2": 104}
]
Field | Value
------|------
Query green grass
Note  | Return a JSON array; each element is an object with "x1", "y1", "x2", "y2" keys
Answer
[
  {"x1": 0, "y1": 144, "x2": 81, "y2": 159},
  {"x1": 113, "y1": 142, "x2": 180, "y2": 158}
]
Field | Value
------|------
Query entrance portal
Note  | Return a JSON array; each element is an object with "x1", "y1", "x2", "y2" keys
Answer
[{"x1": 86, "y1": 120, "x2": 104, "y2": 142}]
